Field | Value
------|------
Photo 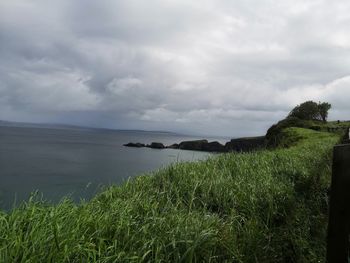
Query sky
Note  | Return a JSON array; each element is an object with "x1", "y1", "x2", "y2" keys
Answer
[{"x1": 0, "y1": 0, "x2": 350, "y2": 137}]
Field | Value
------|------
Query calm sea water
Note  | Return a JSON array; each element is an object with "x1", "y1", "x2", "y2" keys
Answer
[{"x1": 0, "y1": 125, "x2": 226, "y2": 210}]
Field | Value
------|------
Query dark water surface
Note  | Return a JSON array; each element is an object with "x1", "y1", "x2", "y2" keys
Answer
[{"x1": 0, "y1": 125, "x2": 226, "y2": 210}]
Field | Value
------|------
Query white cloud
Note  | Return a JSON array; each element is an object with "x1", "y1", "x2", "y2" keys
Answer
[{"x1": 0, "y1": 0, "x2": 350, "y2": 136}]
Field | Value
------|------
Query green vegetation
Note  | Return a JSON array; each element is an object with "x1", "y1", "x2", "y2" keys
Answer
[
  {"x1": 0, "y1": 126, "x2": 342, "y2": 262},
  {"x1": 266, "y1": 101, "x2": 345, "y2": 148},
  {"x1": 318, "y1": 102, "x2": 332, "y2": 122},
  {"x1": 266, "y1": 118, "x2": 349, "y2": 147},
  {"x1": 288, "y1": 101, "x2": 332, "y2": 122}
]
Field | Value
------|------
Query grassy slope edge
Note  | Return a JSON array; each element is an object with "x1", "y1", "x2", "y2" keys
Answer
[{"x1": 0, "y1": 128, "x2": 341, "y2": 262}]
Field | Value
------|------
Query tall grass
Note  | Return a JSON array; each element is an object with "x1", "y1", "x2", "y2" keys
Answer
[{"x1": 0, "y1": 128, "x2": 340, "y2": 262}]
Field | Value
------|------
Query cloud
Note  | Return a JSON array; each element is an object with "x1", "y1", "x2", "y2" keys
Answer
[{"x1": 0, "y1": 0, "x2": 350, "y2": 136}]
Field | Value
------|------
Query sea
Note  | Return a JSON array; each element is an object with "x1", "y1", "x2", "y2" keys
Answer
[{"x1": 0, "y1": 124, "x2": 229, "y2": 211}]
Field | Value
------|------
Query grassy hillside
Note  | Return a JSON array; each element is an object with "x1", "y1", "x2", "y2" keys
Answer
[
  {"x1": 266, "y1": 118, "x2": 349, "y2": 147},
  {"x1": 0, "y1": 127, "x2": 341, "y2": 262}
]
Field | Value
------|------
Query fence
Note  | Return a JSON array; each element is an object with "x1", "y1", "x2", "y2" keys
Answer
[{"x1": 327, "y1": 128, "x2": 350, "y2": 262}]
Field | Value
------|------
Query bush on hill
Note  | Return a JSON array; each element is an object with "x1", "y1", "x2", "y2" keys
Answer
[
  {"x1": 288, "y1": 101, "x2": 320, "y2": 120},
  {"x1": 266, "y1": 117, "x2": 316, "y2": 147},
  {"x1": 318, "y1": 102, "x2": 332, "y2": 122},
  {"x1": 288, "y1": 101, "x2": 332, "y2": 122},
  {"x1": 266, "y1": 117, "x2": 349, "y2": 147}
]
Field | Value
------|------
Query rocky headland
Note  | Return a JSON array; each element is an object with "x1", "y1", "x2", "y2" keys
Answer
[{"x1": 124, "y1": 136, "x2": 266, "y2": 153}]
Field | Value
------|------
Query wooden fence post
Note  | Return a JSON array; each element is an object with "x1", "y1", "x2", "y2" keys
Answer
[{"x1": 327, "y1": 144, "x2": 350, "y2": 262}]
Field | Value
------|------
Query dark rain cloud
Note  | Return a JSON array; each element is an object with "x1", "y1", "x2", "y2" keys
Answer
[{"x1": 1, "y1": 0, "x2": 350, "y2": 136}]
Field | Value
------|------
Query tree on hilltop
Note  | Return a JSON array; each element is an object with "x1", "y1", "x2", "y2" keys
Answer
[
  {"x1": 288, "y1": 101, "x2": 320, "y2": 120},
  {"x1": 318, "y1": 102, "x2": 331, "y2": 122},
  {"x1": 288, "y1": 100, "x2": 331, "y2": 122}
]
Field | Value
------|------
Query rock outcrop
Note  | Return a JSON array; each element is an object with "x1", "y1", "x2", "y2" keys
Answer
[
  {"x1": 167, "y1": 143, "x2": 179, "y2": 149},
  {"x1": 124, "y1": 142, "x2": 145, "y2": 148},
  {"x1": 146, "y1": 142, "x2": 165, "y2": 149},
  {"x1": 179, "y1": 140, "x2": 208, "y2": 151},
  {"x1": 202, "y1": 141, "x2": 226, "y2": 152},
  {"x1": 225, "y1": 136, "x2": 266, "y2": 152},
  {"x1": 178, "y1": 140, "x2": 225, "y2": 152},
  {"x1": 124, "y1": 137, "x2": 266, "y2": 153}
]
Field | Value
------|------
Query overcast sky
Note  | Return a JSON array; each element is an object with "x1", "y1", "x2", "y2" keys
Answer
[{"x1": 1, "y1": 0, "x2": 349, "y2": 137}]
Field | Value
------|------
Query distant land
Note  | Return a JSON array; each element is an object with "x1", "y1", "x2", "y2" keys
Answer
[{"x1": 0, "y1": 120, "x2": 179, "y2": 135}]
